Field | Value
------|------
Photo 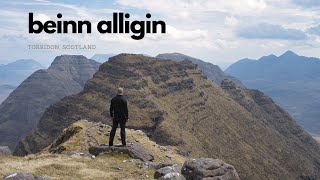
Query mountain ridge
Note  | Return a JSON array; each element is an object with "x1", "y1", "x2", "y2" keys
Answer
[
  {"x1": 0, "y1": 59, "x2": 44, "y2": 104},
  {"x1": 0, "y1": 55, "x2": 100, "y2": 149},
  {"x1": 225, "y1": 51, "x2": 320, "y2": 135},
  {"x1": 156, "y1": 52, "x2": 244, "y2": 87},
  {"x1": 15, "y1": 54, "x2": 320, "y2": 179}
]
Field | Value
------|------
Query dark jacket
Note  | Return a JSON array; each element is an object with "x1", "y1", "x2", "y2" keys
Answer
[{"x1": 110, "y1": 95, "x2": 128, "y2": 121}]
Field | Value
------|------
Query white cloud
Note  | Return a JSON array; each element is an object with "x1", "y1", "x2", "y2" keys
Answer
[
  {"x1": 34, "y1": 13, "x2": 50, "y2": 23},
  {"x1": 224, "y1": 16, "x2": 238, "y2": 26},
  {"x1": 116, "y1": 0, "x2": 267, "y2": 17},
  {"x1": 260, "y1": 41, "x2": 285, "y2": 49},
  {"x1": 236, "y1": 23, "x2": 307, "y2": 40},
  {"x1": 166, "y1": 25, "x2": 208, "y2": 41}
]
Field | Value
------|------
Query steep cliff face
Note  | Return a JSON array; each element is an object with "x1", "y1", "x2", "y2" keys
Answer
[
  {"x1": 156, "y1": 53, "x2": 243, "y2": 87},
  {"x1": 0, "y1": 55, "x2": 100, "y2": 149},
  {"x1": 15, "y1": 54, "x2": 320, "y2": 179}
]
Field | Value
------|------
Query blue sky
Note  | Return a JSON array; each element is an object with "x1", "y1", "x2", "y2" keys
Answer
[{"x1": 1, "y1": 0, "x2": 320, "y2": 69}]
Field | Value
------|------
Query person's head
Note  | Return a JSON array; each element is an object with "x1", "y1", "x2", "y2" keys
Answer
[{"x1": 117, "y1": 87, "x2": 124, "y2": 95}]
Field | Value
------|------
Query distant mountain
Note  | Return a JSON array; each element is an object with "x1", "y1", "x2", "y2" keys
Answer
[
  {"x1": 225, "y1": 50, "x2": 320, "y2": 135},
  {"x1": 0, "y1": 59, "x2": 44, "y2": 85},
  {"x1": 156, "y1": 53, "x2": 243, "y2": 86},
  {"x1": 0, "y1": 55, "x2": 100, "y2": 149},
  {"x1": 0, "y1": 59, "x2": 44, "y2": 103},
  {"x1": 0, "y1": 84, "x2": 16, "y2": 104},
  {"x1": 91, "y1": 54, "x2": 115, "y2": 63},
  {"x1": 15, "y1": 54, "x2": 320, "y2": 179}
]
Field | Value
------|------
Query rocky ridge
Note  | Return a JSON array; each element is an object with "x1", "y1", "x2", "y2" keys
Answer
[
  {"x1": 2, "y1": 120, "x2": 237, "y2": 179},
  {"x1": 14, "y1": 54, "x2": 320, "y2": 179},
  {"x1": 156, "y1": 53, "x2": 243, "y2": 87}
]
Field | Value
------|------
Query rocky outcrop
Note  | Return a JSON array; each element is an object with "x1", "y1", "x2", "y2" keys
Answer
[
  {"x1": 156, "y1": 53, "x2": 243, "y2": 87},
  {"x1": 157, "y1": 173, "x2": 185, "y2": 180},
  {"x1": 154, "y1": 165, "x2": 185, "y2": 180},
  {"x1": 3, "y1": 172, "x2": 50, "y2": 180},
  {"x1": 182, "y1": 158, "x2": 240, "y2": 180},
  {"x1": 15, "y1": 54, "x2": 320, "y2": 179},
  {"x1": 48, "y1": 125, "x2": 83, "y2": 154},
  {"x1": 0, "y1": 55, "x2": 100, "y2": 149},
  {"x1": 1, "y1": 120, "x2": 185, "y2": 179},
  {"x1": 0, "y1": 146, "x2": 12, "y2": 156},
  {"x1": 89, "y1": 144, "x2": 154, "y2": 162}
]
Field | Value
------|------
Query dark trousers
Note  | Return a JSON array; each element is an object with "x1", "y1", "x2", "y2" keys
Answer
[{"x1": 109, "y1": 120, "x2": 126, "y2": 146}]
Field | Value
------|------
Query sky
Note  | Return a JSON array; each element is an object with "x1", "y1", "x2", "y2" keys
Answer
[{"x1": 1, "y1": 0, "x2": 320, "y2": 69}]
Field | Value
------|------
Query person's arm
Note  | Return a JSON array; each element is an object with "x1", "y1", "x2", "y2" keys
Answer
[
  {"x1": 124, "y1": 99, "x2": 128, "y2": 120},
  {"x1": 110, "y1": 99, "x2": 114, "y2": 118}
]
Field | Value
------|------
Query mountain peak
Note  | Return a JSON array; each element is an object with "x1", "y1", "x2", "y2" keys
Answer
[
  {"x1": 51, "y1": 55, "x2": 88, "y2": 65},
  {"x1": 3, "y1": 59, "x2": 44, "y2": 69},
  {"x1": 280, "y1": 50, "x2": 299, "y2": 58},
  {"x1": 259, "y1": 54, "x2": 278, "y2": 61},
  {"x1": 49, "y1": 55, "x2": 100, "y2": 71}
]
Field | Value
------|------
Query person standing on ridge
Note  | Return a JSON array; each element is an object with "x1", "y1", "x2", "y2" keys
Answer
[{"x1": 109, "y1": 87, "x2": 129, "y2": 146}]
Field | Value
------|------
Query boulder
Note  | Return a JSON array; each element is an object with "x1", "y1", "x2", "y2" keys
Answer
[
  {"x1": 3, "y1": 172, "x2": 50, "y2": 180},
  {"x1": 138, "y1": 162, "x2": 174, "y2": 169},
  {"x1": 154, "y1": 165, "x2": 185, "y2": 179},
  {"x1": 0, "y1": 146, "x2": 12, "y2": 156},
  {"x1": 181, "y1": 158, "x2": 240, "y2": 180},
  {"x1": 157, "y1": 172, "x2": 186, "y2": 180},
  {"x1": 89, "y1": 144, "x2": 154, "y2": 162}
]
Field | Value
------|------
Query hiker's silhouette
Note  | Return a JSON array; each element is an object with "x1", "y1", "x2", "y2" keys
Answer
[{"x1": 109, "y1": 87, "x2": 128, "y2": 146}]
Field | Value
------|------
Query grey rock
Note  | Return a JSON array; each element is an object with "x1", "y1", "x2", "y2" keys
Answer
[
  {"x1": 0, "y1": 146, "x2": 12, "y2": 156},
  {"x1": 3, "y1": 172, "x2": 50, "y2": 180},
  {"x1": 138, "y1": 162, "x2": 174, "y2": 169},
  {"x1": 89, "y1": 144, "x2": 154, "y2": 162},
  {"x1": 181, "y1": 158, "x2": 240, "y2": 180},
  {"x1": 154, "y1": 165, "x2": 182, "y2": 179},
  {"x1": 157, "y1": 172, "x2": 186, "y2": 180}
]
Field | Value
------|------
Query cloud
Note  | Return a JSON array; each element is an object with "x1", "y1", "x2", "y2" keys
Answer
[
  {"x1": 235, "y1": 23, "x2": 307, "y2": 40},
  {"x1": 116, "y1": 0, "x2": 267, "y2": 17},
  {"x1": 34, "y1": 13, "x2": 50, "y2": 23},
  {"x1": 0, "y1": 34, "x2": 28, "y2": 42},
  {"x1": 291, "y1": 0, "x2": 320, "y2": 8},
  {"x1": 166, "y1": 25, "x2": 208, "y2": 41},
  {"x1": 224, "y1": 16, "x2": 238, "y2": 26},
  {"x1": 307, "y1": 25, "x2": 320, "y2": 35}
]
